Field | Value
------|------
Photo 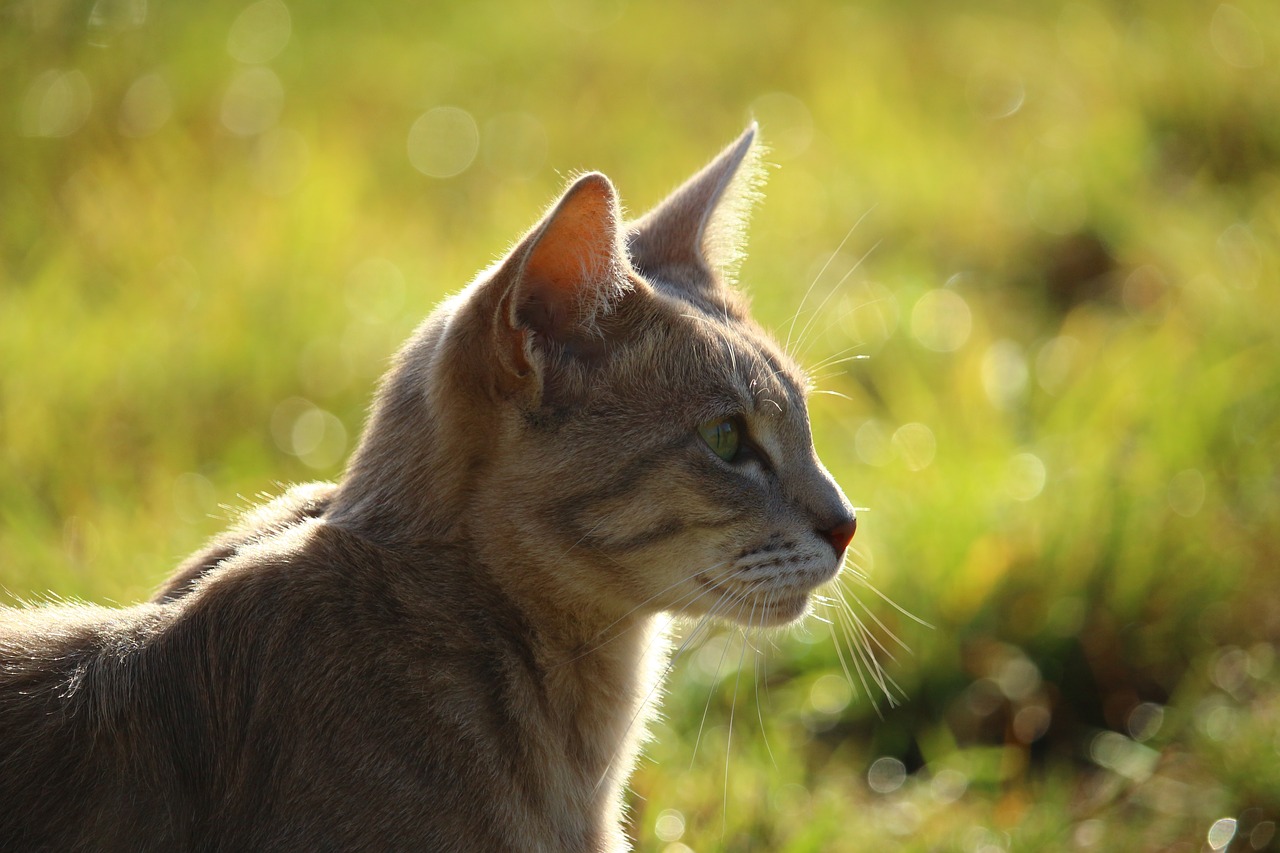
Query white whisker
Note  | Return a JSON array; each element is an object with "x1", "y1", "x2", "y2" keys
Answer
[
  {"x1": 833, "y1": 593, "x2": 903, "y2": 705},
  {"x1": 553, "y1": 561, "x2": 728, "y2": 667},
  {"x1": 795, "y1": 237, "x2": 884, "y2": 362},
  {"x1": 808, "y1": 345, "x2": 869, "y2": 375},
  {"x1": 837, "y1": 577, "x2": 915, "y2": 654},
  {"x1": 723, "y1": 603, "x2": 754, "y2": 841},
  {"x1": 752, "y1": 635, "x2": 778, "y2": 771},
  {"x1": 825, "y1": 614, "x2": 877, "y2": 717},
  {"x1": 689, "y1": 587, "x2": 751, "y2": 768},
  {"x1": 848, "y1": 575, "x2": 935, "y2": 628},
  {"x1": 784, "y1": 205, "x2": 877, "y2": 355},
  {"x1": 590, "y1": 596, "x2": 727, "y2": 799}
]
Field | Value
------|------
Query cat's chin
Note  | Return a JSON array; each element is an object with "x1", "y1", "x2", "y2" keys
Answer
[{"x1": 736, "y1": 590, "x2": 815, "y2": 627}]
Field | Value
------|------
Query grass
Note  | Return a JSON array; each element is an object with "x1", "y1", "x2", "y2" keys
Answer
[{"x1": 3, "y1": 0, "x2": 1279, "y2": 850}]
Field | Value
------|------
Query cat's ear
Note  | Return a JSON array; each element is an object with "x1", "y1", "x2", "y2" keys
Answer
[
  {"x1": 627, "y1": 124, "x2": 764, "y2": 291},
  {"x1": 495, "y1": 171, "x2": 634, "y2": 381}
]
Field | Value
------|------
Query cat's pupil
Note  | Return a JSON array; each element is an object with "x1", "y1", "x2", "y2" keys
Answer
[{"x1": 698, "y1": 416, "x2": 741, "y2": 462}]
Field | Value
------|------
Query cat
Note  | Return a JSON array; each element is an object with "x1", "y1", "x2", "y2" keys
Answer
[{"x1": 0, "y1": 125, "x2": 857, "y2": 852}]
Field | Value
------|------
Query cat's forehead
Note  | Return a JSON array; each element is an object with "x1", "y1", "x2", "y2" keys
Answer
[
  {"x1": 730, "y1": 333, "x2": 807, "y2": 417},
  {"x1": 667, "y1": 301, "x2": 807, "y2": 418}
]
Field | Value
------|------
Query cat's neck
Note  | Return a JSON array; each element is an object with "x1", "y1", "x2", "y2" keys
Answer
[
  {"x1": 326, "y1": 306, "x2": 476, "y2": 546},
  {"x1": 326, "y1": 290, "x2": 674, "y2": 842},
  {"x1": 470, "y1": 512, "x2": 673, "y2": 828},
  {"x1": 429, "y1": 534, "x2": 671, "y2": 849},
  {"x1": 534, "y1": 600, "x2": 668, "y2": 828}
]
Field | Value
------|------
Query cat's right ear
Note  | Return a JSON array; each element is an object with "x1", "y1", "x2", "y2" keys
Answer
[{"x1": 491, "y1": 172, "x2": 635, "y2": 390}]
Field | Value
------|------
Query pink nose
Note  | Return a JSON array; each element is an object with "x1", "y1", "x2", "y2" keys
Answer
[{"x1": 819, "y1": 516, "x2": 857, "y2": 556}]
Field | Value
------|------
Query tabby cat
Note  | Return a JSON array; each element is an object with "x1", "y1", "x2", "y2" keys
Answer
[{"x1": 0, "y1": 126, "x2": 856, "y2": 852}]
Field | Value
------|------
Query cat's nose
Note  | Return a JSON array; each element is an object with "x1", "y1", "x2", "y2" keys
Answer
[{"x1": 818, "y1": 516, "x2": 857, "y2": 557}]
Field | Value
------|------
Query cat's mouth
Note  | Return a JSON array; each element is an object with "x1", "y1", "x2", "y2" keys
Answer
[
  {"x1": 701, "y1": 569, "x2": 838, "y2": 627},
  {"x1": 678, "y1": 544, "x2": 844, "y2": 626}
]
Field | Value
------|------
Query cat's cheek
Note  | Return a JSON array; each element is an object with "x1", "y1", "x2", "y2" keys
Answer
[{"x1": 657, "y1": 548, "x2": 736, "y2": 615}]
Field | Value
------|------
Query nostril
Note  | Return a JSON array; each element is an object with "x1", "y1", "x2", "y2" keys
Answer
[{"x1": 819, "y1": 516, "x2": 857, "y2": 556}]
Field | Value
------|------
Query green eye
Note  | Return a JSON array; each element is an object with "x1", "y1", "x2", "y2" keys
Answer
[{"x1": 698, "y1": 416, "x2": 742, "y2": 462}]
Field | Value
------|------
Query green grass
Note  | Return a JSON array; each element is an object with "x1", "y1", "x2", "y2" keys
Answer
[{"x1": 3, "y1": 1, "x2": 1279, "y2": 849}]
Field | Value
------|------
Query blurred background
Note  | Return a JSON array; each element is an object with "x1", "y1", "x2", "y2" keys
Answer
[{"x1": 2, "y1": 0, "x2": 1278, "y2": 850}]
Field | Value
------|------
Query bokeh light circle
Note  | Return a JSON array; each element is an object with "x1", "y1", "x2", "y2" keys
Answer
[
  {"x1": 227, "y1": 0, "x2": 292, "y2": 64},
  {"x1": 1007, "y1": 452, "x2": 1046, "y2": 502},
  {"x1": 867, "y1": 756, "x2": 907, "y2": 794},
  {"x1": 892, "y1": 422, "x2": 937, "y2": 471},
  {"x1": 408, "y1": 106, "x2": 480, "y2": 178},
  {"x1": 911, "y1": 289, "x2": 972, "y2": 352},
  {"x1": 221, "y1": 67, "x2": 284, "y2": 136}
]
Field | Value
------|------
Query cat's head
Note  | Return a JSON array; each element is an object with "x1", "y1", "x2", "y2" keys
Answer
[{"x1": 340, "y1": 126, "x2": 855, "y2": 629}]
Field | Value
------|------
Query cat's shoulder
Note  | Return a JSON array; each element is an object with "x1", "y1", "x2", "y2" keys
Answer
[
  {"x1": 169, "y1": 495, "x2": 473, "y2": 634},
  {"x1": 154, "y1": 481, "x2": 339, "y2": 601}
]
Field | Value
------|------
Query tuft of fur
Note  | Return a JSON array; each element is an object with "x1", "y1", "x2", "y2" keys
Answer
[
  {"x1": 0, "y1": 128, "x2": 854, "y2": 852},
  {"x1": 695, "y1": 123, "x2": 769, "y2": 287}
]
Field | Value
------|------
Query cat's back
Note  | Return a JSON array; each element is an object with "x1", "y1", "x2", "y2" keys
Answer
[
  {"x1": 0, "y1": 518, "x2": 534, "y2": 852},
  {"x1": 181, "y1": 519, "x2": 531, "y2": 849},
  {"x1": 0, "y1": 592, "x2": 194, "y2": 851}
]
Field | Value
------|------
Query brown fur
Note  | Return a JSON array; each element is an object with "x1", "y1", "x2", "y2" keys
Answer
[{"x1": 0, "y1": 127, "x2": 855, "y2": 852}]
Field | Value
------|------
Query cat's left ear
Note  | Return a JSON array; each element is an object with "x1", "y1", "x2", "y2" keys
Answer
[
  {"x1": 627, "y1": 123, "x2": 764, "y2": 291},
  {"x1": 495, "y1": 171, "x2": 635, "y2": 381}
]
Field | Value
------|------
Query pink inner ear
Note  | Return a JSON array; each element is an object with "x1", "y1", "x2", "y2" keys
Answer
[{"x1": 519, "y1": 173, "x2": 623, "y2": 344}]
